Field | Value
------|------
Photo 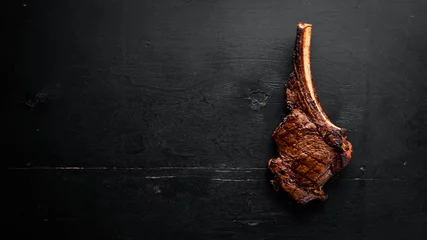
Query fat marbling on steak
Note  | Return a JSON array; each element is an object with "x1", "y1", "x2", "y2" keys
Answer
[{"x1": 268, "y1": 22, "x2": 353, "y2": 204}]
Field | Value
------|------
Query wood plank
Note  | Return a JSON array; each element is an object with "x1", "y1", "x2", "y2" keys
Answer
[{"x1": 5, "y1": 169, "x2": 426, "y2": 239}]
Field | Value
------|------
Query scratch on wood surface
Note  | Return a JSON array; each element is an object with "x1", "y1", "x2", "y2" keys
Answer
[
  {"x1": 5, "y1": 167, "x2": 409, "y2": 182},
  {"x1": 139, "y1": 58, "x2": 282, "y2": 65},
  {"x1": 145, "y1": 176, "x2": 176, "y2": 179},
  {"x1": 233, "y1": 220, "x2": 269, "y2": 226},
  {"x1": 152, "y1": 167, "x2": 266, "y2": 170},
  {"x1": 7, "y1": 166, "x2": 267, "y2": 171},
  {"x1": 343, "y1": 178, "x2": 406, "y2": 181},
  {"x1": 211, "y1": 178, "x2": 260, "y2": 182},
  {"x1": 214, "y1": 170, "x2": 234, "y2": 173},
  {"x1": 153, "y1": 185, "x2": 162, "y2": 194},
  {"x1": 23, "y1": 84, "x2": 62, "y2": 108},
  {"x1": 8, "y1": 167, "x2": 109, "y2": 170},
  {"x1": 214, "y1": 170, "x2": 253, "y2": 173}
]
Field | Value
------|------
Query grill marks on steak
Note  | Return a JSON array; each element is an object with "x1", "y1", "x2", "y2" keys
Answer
[{"x1": 268, "y1": 23, "x2": 353, "y2": 204}]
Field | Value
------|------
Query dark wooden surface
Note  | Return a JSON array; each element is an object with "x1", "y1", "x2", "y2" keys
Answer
[{"x1": 4, "y1": 0, "x2": 427, "y2": 239}]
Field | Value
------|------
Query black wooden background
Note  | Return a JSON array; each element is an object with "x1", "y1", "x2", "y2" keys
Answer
[{"x1": 4, "y1": 0, "x2": 427, "y2": 239}]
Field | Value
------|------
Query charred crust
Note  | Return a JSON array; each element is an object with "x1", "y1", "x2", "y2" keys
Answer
[
  {"x1": 286, "y1": 101, "x2": 294, "y2": 110},
  {"x1": 340, "y1": 128, "x2": 348, "y2": 137},
  {"x1": 309, "y1": 100, "x2": 316, "y2": 108},
  {"x1": 324, "y1": 130, "x2": 344, "y2": 150}
]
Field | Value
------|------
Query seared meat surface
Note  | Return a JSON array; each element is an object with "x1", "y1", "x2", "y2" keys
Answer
[{"x1": 268, "y1": 23, "x2": 353, "y2": 204}]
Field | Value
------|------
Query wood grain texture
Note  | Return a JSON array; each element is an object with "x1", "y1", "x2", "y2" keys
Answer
[{"x1": 4, "y1": 0, "x2": 427, "y2": 239}]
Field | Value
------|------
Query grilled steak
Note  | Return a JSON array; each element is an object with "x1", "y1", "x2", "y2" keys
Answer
[{"x1": 268, "y1": 23, "x2": 353, "y2": 204}]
